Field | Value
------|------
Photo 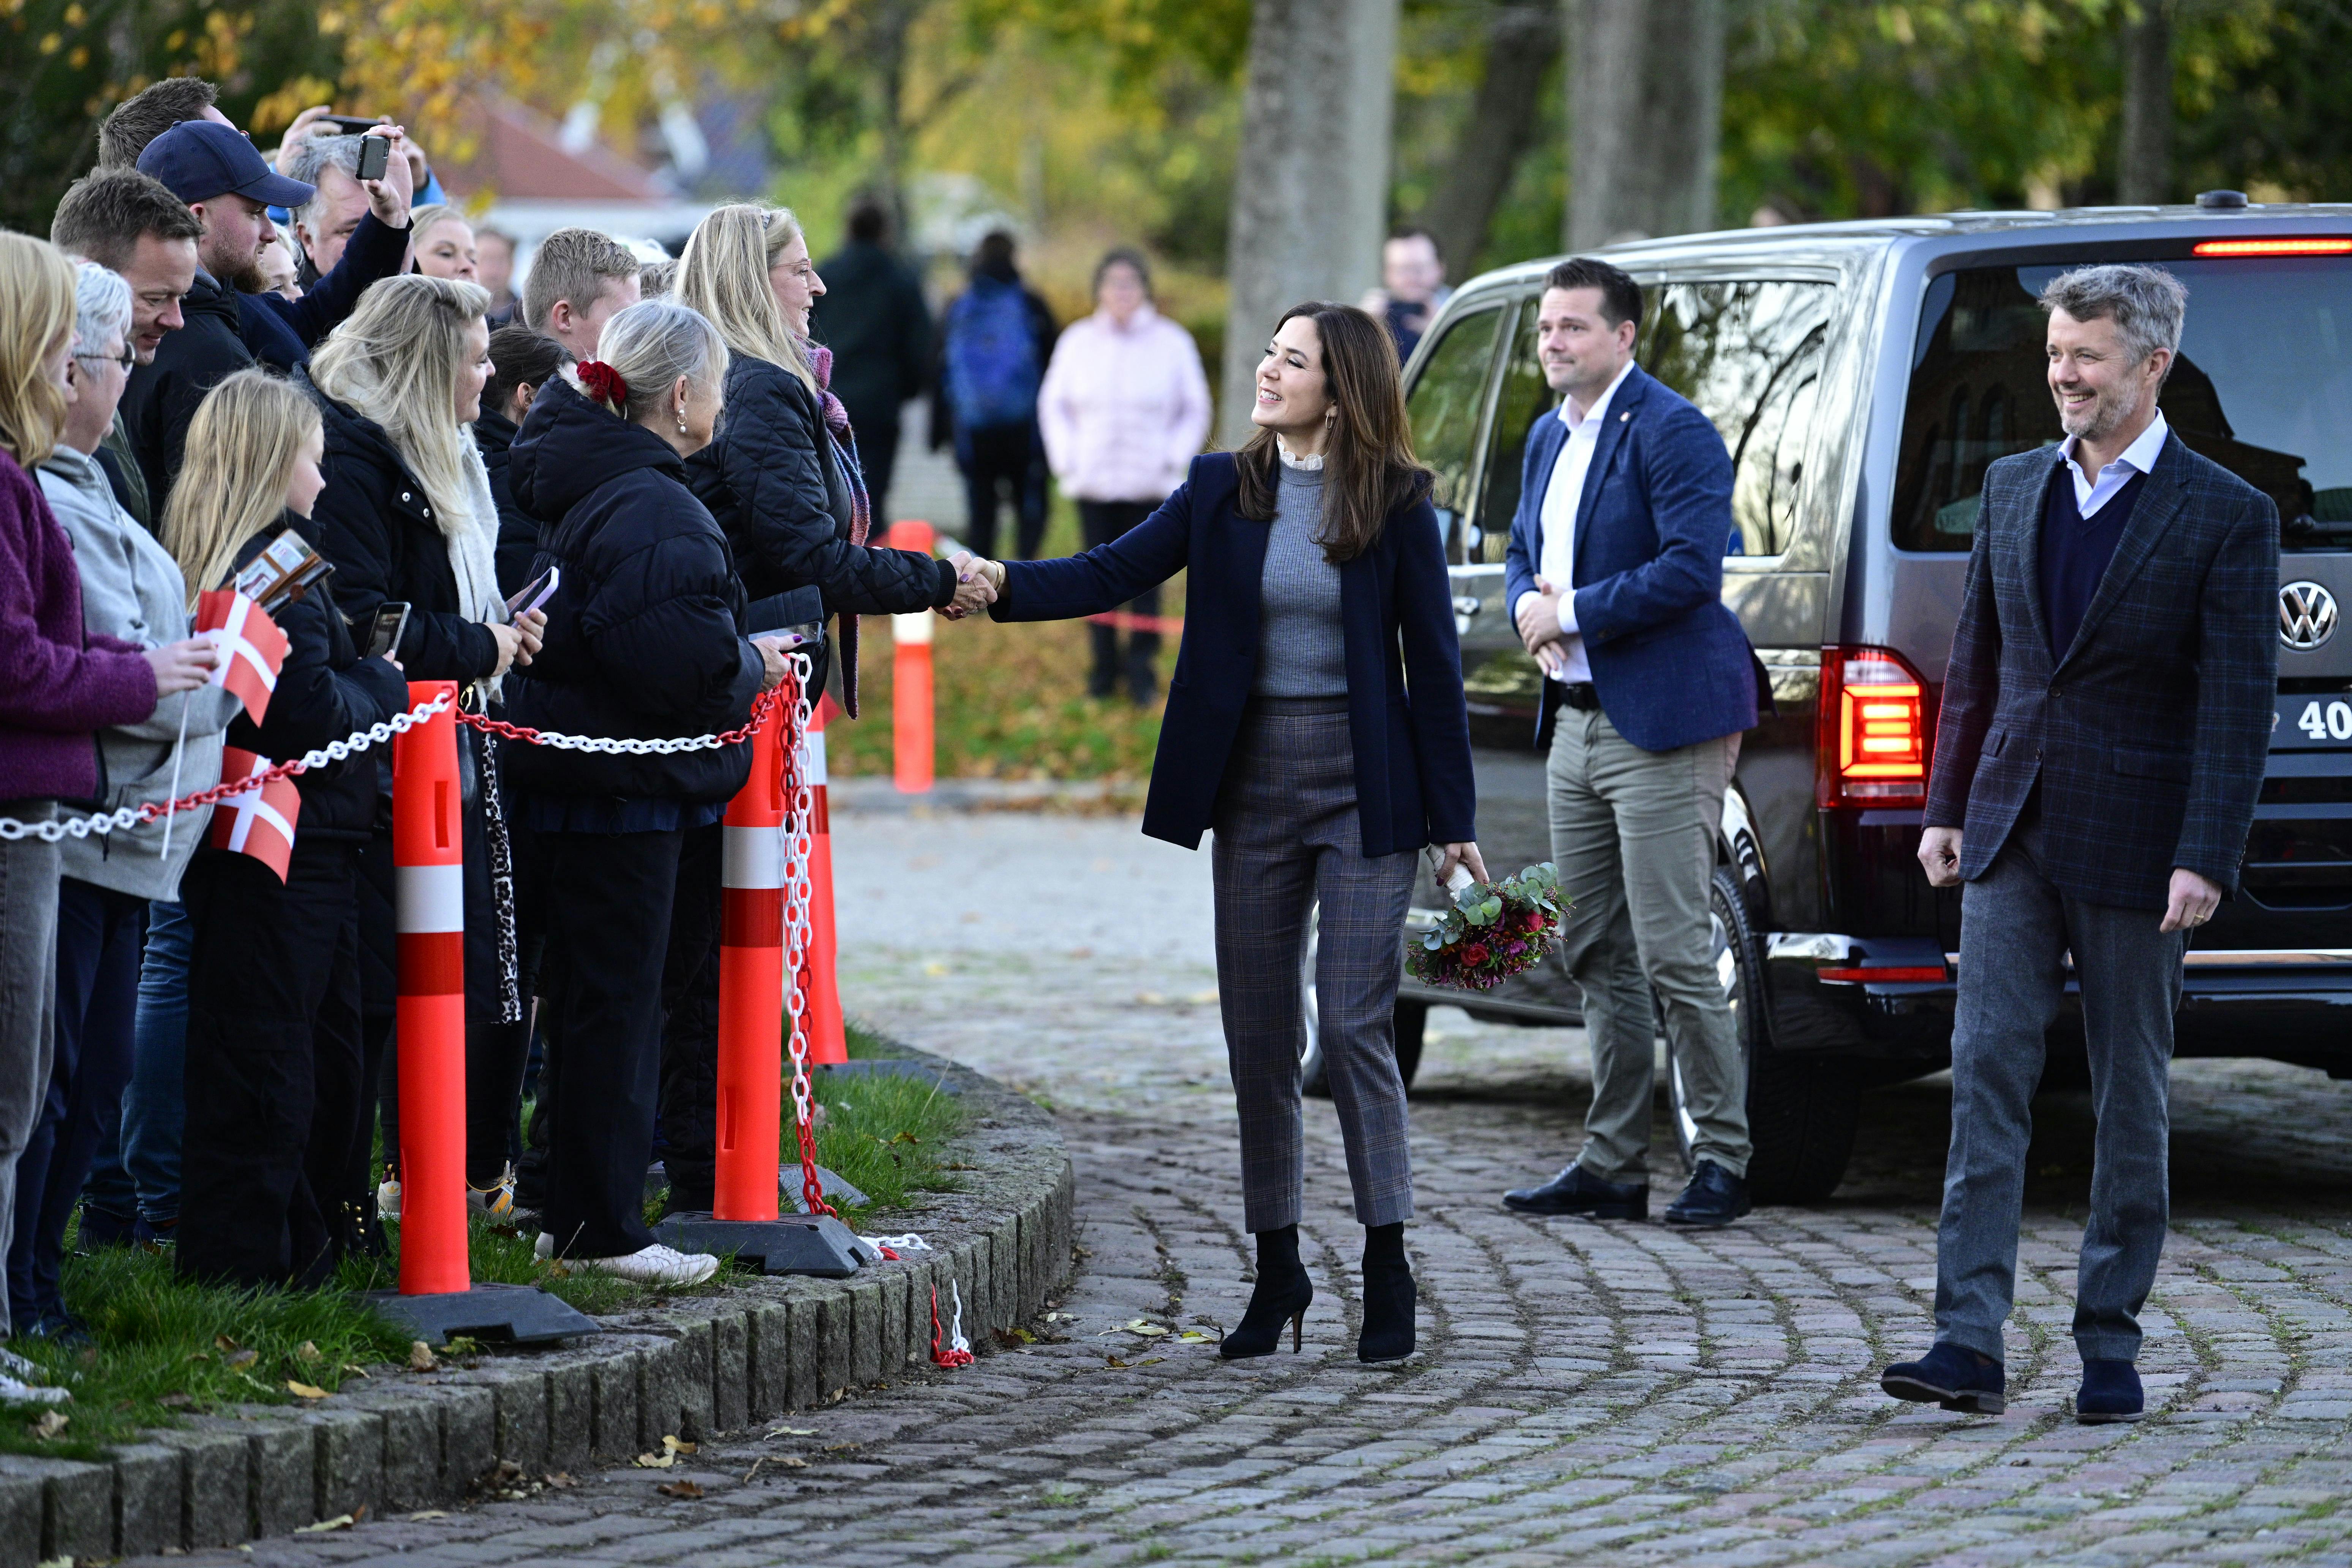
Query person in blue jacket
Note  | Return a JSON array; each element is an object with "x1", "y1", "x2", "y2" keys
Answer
[{"x1": 956, "y1": 302, "x2": 1481, "y2": 1367}]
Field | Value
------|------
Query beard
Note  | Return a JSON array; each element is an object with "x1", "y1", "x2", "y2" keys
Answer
[
  {"x1": 2057, "y1": 378, "x2": 2145, "y2": 443},
  {"x1": 203, "y1": 238, "x2": 269, "y2": 297}
]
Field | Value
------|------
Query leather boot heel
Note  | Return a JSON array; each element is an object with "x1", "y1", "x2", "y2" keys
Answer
[{"x1": 1223, "y1": 1225, "x2": 1312, "y2": 1360}]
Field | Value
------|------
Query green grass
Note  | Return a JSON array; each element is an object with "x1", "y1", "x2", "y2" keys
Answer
[{"x1": 808, "y1": 1066, "x2": 966, "y2": 1218}]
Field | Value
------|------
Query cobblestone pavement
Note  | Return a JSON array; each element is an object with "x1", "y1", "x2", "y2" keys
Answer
[{"x1": 163, "y1": 811, "x2": 2352, "y2": 1568}]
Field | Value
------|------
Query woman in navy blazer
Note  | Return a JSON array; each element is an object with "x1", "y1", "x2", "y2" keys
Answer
[{"x1": 958, "y1": 302, "x2": 1480, "y2": 1365}]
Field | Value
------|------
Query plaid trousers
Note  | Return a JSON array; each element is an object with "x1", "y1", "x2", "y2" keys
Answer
[{"x1": 1210, "y1": 700, "x2": 1418, "y2": 1233}]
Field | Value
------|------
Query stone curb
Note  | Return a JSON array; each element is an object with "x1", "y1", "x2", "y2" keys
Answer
[{"x1": 0, "y1": 1045, "x2": 1072, "y2": 1567}]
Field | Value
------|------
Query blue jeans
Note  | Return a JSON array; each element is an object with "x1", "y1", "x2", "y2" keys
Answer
[{"x1": 82, "y1": 898, "x2": 191, "y2": 1238}]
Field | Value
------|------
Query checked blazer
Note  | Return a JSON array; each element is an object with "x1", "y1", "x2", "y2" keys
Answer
[{"x1": 1922, "y1": 432, "x2": 2279, "y2": 910}]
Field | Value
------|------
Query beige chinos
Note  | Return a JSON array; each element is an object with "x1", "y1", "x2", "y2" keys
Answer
[{"x1": 1546, "y1": 708, "x2": 1749, "y2": 1181}]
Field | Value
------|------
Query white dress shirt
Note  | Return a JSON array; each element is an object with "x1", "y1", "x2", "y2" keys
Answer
[
  {"x1": 2060, "y1": 408, "x2": 2170, "y2": 517},
  {"x1": 1513, "y1": 359, "x2": 1634, "y2": 683}
]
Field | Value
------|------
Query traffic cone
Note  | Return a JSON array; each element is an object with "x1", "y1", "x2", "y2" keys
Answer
[
  {"x1": 802, "y1": 694, "x2": 847, "y2": 1065},
  {"x1": 712, "y1": 697, "x2": 787, "y2": 1222},
  {"x1": 887, "y1": 518, "x2": 935, "y2": 795}
]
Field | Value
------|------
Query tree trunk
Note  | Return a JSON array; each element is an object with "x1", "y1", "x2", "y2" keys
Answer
[
  {"x1": 2117, "y1": 1, "x2": 2173, "y2": 204},
  {"x1": 1416, "y1": 5, "x2": 1563, "y2": 280},
  {"x1": 1219, "y1": 0, "x2": 1401, "y2": 447},
  {"x1": 1564, "y1": 0, "x2": 1725, "y2": 250}
]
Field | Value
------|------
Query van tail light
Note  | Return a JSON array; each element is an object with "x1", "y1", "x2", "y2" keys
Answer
[{"x1": 1816, "y1": 646, "x2": 1931, "y2": 809}]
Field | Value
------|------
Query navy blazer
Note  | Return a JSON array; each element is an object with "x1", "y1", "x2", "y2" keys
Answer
[
  {"x1": 236, "y1": 211, "x2": 413, "y2": 373},
  {"x1": 1502, "y1": 363, "x2": 1763, "y2": 752},
  {"x1": 991, "y1": 452, "x2": 1475, "y2": 857},
  {"x1": 1923, "y1": 434, "x2": 2278, "y2": 910}
]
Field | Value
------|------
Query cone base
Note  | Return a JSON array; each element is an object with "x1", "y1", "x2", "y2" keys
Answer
[
  {"x1": 652, "y1": 1214, "x2": 879, "y2": 1277},
  {"x1": 364, "y1": 1282, "x2": 601, "y2": 1347}
]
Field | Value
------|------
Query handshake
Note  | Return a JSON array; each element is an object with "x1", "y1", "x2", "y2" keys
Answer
[{"x1": 939, "y1": 551, "x2": 1007, "y2": 621}]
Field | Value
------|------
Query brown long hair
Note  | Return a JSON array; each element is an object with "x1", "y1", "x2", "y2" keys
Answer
[{"x1": 1232, "y1": 301, "x2": 1429, "y2": 563}]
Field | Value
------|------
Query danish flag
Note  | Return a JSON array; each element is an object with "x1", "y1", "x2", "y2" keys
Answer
[
  {"x1": 208, "y1": 748, "x2": 299, "y2": 881},
  {"x1": 194, "y1": 590, "x2": 289, "y2": 725}
]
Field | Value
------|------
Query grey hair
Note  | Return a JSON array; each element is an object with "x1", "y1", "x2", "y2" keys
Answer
[
  {"x1": 68, "y1": 260, "x2": 132, "y2": 359},
  {"x1": 583, "y1": 299, "x2": 730, "y2": 425},
  {"x1": 2038, "y1": 264, "x2": 2188, "y2": 368},
  {"x1": 285, "y1": 134, "x2": 367, "y2": 229}
]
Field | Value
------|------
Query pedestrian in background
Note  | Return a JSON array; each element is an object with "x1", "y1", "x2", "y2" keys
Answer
[
  {"x1": 812, "y1": 194, "x2": 931, "y2": 525},
  {"x1": 476, "y1": 227, "x2": 518, "y2": 326},
  {"x1": 1359, "y1": 227, "x2": 1451, "y2": 363},
  {"x1": 956, "y1": 301, "x2": 1478, "y2": 1367},
  {"x1": 1884, "y1": 266, "x2": 2277, "y2": 1426},
  {"x1": 665, "y1": 203, "x2": 980, "y2": 1219},
  {"x1": 166, "y1": 370, "x2": 407, "y2": 1288},
  {"x1": 504, "y1": 299, "x2": 786, "y2": 1285},
  {"x1": 0, "y1": 232, "x2": 211, "y2": 1367},
  {"x1": 522, "y1": 229, "x2": 641, "y2": 363},
  {"x1": 1037, "y1": 247, "x2": 1209, "y2": 705},
  {"x1": 478, "y1": 326, "x2": 574, "y2": 597},
  {"x1": 937, "y1": 229, "x2": 1055, "y2": 562},
  {"x1": 14, "y1": 263, "x2": 238, "y2": 1336},
  {"x1": 1497, "y1": 257, "x2": 1767, "y2": 1231},
  {"x1": 408, "y1": 205, "x2": 480, "y2": 283}
]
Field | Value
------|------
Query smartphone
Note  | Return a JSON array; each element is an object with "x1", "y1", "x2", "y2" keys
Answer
[
  {"x1": 321, "y1": 114, "x2": 383, "y2": 136},
  {"x1": 504, "y1": 565, "x2": 560, "y2": 618},
  {"x1": 363, "y1": 601, "x2": 410, "y2": 662},
  {"x1": 354, "y1": 134, "x2": 391, "y2": 183},
  {"x1": 749, "y1": 620, "x2": 823, "y2": 647}
]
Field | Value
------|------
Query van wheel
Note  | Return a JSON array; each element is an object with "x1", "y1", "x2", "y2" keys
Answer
[
  {"x1": 1667, "y1": 866, "x2": 1859, "y2": 1204},
  {"x1": 1300, "y1": 903, "x2": 1428, "y2": 1099}
]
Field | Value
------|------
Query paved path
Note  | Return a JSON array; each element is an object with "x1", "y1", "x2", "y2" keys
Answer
[{"x1": 158, "y1": 811, "x2": 2352, "y2": 1567}]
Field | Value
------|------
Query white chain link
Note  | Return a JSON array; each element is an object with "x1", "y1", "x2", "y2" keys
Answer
[
  {"x1": 781, "y1": 654, "x2": 821, "y2": 1177},
  {"x1": 0, "y1": 692, "x2": 454, "y2": 844},
  {"x1": 483, "y1": 721, "x2": 757, "y2": 754}
]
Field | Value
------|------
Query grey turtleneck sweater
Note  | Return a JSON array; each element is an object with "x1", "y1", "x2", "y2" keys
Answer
[{"x1": 1252, "y1": 462, "x2": 1348, "y2": 698}]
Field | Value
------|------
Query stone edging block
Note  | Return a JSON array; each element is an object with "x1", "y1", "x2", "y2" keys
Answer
[{"x1": 5, "y1": 1045, "x2": 1069, "y2": 1568}]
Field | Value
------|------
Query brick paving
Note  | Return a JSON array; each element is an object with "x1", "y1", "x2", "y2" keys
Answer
[{"x1": 156, "y1": 810, "x2": 2352, "y2": 1567}]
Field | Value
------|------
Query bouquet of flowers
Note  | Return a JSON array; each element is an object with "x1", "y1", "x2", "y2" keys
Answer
[{"x1": 1406, "y1": 857, "x2": 1566, "y2": 992}]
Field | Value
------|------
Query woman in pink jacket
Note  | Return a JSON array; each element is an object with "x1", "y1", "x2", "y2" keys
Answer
[{"x1": 1036, "y1": 249, "x2": 1210, "y2": 705}]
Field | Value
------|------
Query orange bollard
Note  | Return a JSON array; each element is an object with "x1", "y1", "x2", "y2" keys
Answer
[
  {"x1": 801, "y1": 694, "x2": 847, "y2": 1065},
  {"x1": 712, "y1": 697, "x2": 787, "y2": 1223},
  {"x1": 393, "y1": 680, "x2": 469, "y2": 1298},
  {"x1": 888, "y1": 518, "x2": 935, "y2": 795}
]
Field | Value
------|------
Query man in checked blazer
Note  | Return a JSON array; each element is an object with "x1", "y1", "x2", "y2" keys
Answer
[{"x1": 1881, "y1": 265, "x2": 2278, "y2": 1426}]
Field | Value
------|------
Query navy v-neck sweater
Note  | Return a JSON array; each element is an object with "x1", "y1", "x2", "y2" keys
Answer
[{"x1": 2041, "y1": 460, "x2": 2151, "y2": 662}]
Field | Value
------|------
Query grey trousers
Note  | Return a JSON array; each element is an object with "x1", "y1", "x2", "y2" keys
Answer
[
  {"x1": 0, "y1": 805, "x2": 62, "y2": 1340},
  {"x1": 1936, "y1": 804, "x2": 2187, "y2": 1364},
  {"x1": 1211, "y1": 700, "x2": 1418, "y2": 1233},
  {"x1": 1547, "y1": 710, "x2": 1749, "y2": 1181}
]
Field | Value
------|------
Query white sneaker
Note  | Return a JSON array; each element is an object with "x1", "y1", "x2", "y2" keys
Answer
[
  {"x1": 0, "y1": 1370, "x2": 69, "y2": 1406},
  {"x1": 0, "y1": 1345, "x2": 41, "y2": 1379},
  {"x1": 467, "y1": 1166, "x2": 517, "y2": 1222},
  {"x1": 566, "y1": 1243, "x2": 718, "y2": 1288},
  {"x1": 534, "y1": 1231, "x2": 554, "y2": 1261},
  {"x1": 377, "y1": 1173, "x2": 401, "y2": 1221}
]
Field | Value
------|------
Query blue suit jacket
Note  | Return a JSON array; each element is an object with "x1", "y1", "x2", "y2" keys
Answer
[
  {"x1": 1502, "y1": 363, "x2": 1763, "y2": 752},
  {"x1": 992, "y1": 452, "x2": 1475, "y2": 857}
]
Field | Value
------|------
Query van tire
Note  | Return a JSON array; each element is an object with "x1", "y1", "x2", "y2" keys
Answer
[
  {"x1": 1668, "y1": 866, "x2": 1860, "y2": 1204},
  {"x1": 1301, "y1": 904, "x2": 1429, "y2": 1098}
]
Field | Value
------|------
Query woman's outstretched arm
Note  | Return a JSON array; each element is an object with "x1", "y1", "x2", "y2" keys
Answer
[{"x1": 982, "y1": 481, "x2": 1195, "y2": 623}]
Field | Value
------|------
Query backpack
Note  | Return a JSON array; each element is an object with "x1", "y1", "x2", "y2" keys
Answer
[{"x1": 945, "y1": 279, "x2": 1041, "y2": 430}]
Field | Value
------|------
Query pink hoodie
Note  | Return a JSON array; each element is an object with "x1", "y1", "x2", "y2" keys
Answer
[{"x1": 1037, "y1": 304, "x2": 1212, "y2": 504}]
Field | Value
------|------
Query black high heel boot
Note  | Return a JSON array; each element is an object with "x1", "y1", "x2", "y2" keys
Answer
[
  {"x1": 1221, "y1": 1224, "x2": 1312, "y2": 1359},
  {"x1": 1358, "y1": 1222, "x2": 1416, "y2": 1364}
]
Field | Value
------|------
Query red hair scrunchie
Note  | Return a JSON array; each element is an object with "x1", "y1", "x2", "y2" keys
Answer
[{"x1": 577, "y1": 360, "x2": 629, "y2": 411}]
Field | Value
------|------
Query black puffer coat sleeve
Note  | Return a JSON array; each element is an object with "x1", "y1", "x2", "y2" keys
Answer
[{"x1": 691, "y1": 358, "x2": 952, "y2": 617}]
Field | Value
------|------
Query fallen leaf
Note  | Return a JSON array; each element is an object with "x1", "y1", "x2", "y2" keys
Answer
[
  {"x1": 286, "y1": 1381, "x2": 327, "y2": 1400},
  {"x1": 546, "y1": 1473, "x2": 574, "y2": 1489},
  {"x1": 634, "y1": 1451, "x2": 675, "y2": 1469},
  {"x1": 443, "y1": 1336, "x2": 482, "y2": 1356},
  {"x1": 773, "y1": 1456, "x2": 808, "y2": 1469},
  {"x1": 664, "y1": 1435, "x2": 697, "y2": 1456},
  {"x1": 1125, "y1": 1320, "x2": 1169, "y2": 1337},
  {"x1": 28, "y1": 1410, "x2": 67, "y2": 1440},
  {"x1": 295, "y1": 1514, "x2": 356, "y2": 1534},
  {"x1": 766, "y1": 1426, "x2": 817, "y2": 1437},
  {"x1": 1134, "y1": 1358, "x2": 1165, "y2": 1367},
  {"x1": 294, "y1": 1341, "x2": 322, "y2": 1364},
  {"x1": 655, "y1": 1479, "x2": 704, "y2": 1499},
  {"x1": 408, "y1": 1510, "x2": 448, "y2": 1521},
  {"x1": 226, "y1": 1349, "x2": 258, "y2": 1369},
  {"x1": 214, "y1": 1334, "x2": 239, "y2": 1353},
  {"x1": 1176, "y1": 1331, "x2": 1211, "y2": 1343},
  {"x1": 408, "y1": 1341, "x2": 437, "y2": 1372},
  {"x1": 342, "y1": 1364, "x2": 371, "y2": 1377},
  {"x1": 1104, "y1": 1355, "x2": 1131, "y2": 1369}
]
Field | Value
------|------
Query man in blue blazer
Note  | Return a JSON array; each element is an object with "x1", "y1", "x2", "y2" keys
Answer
[{"x1": 1497, "y1": 258, "x2": 1764, "y2": 1229}]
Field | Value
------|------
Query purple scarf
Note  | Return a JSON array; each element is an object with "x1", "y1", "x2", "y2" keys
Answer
[{"x1": 803, "y1": 340, "x2": 875, "y2": 716}]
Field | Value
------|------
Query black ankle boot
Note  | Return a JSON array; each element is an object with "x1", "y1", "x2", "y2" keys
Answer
[
  {"x1": 1222, "y1": 1224, "x2": 1312, "y2": 1359},
  {"x1": 1358, "y1": 1222, "x2": 1416, "y2": 1364}
]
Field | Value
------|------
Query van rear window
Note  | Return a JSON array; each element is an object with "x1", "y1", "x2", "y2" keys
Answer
[{"x1": 1892, "y1": 258, "x2": 2352, "y2": 552}]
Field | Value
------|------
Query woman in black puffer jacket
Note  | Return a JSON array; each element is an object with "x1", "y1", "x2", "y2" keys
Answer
[{"x1": 504, "y1": 299, "x2": 796, "y2": 1287}]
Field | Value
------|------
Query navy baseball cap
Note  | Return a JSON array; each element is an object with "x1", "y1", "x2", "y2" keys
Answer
[{"x1": 136, "y1": 120, "x2": 315, "y2": 209}]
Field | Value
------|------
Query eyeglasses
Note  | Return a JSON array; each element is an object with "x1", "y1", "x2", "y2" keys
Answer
[{"x1": 74, "y1": 346, "x2": 136, "y2": 372}]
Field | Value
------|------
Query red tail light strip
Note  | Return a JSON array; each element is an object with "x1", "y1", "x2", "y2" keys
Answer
[
  {"x1": 2190, "y1": 238, "x2": 2352, "y2": 258},
  {"x1": 1816, "y1": 965, "x2": 1949, "y2": 983}
]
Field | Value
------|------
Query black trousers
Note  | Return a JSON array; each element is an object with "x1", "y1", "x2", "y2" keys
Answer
[
  {"x1": 1078, "y1": 500, "x2": 1163, "y2": 701},
  {"x1": 178, "y1": 838, "x2": 366, "y2": 1288},
  {"x1": 852, "y1": 415, "x2": 902, "y2": 528},
  {"x1": 961, "y1": 420, "x2": 1048, "y2": 561},
  {"x1": 655, "y1": 822, "x2": 724, "y2": 1212},
  {"x1": 537, "y1": 825, "x2": 683, "y2": 1259}
]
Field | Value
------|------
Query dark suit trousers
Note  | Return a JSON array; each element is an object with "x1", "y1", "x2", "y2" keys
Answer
[
  {"x1": 1078, "y1": 501, "x2": 1162, "y2": 700},
  {"x1": 1938, "y1": 800, "x2": 2188, "y2": 1364},
  {"x1": 961, "y1": 420, "x2": 1048, "y2": 561}
]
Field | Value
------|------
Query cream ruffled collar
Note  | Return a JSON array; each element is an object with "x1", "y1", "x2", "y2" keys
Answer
[{"x1": 1275, "y1": 437, "x2": 1325, "y2": 472}]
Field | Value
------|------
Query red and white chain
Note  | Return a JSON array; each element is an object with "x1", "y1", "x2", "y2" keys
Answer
[
  {"x1": 0, "y1": 691, "x2": 455, "y2": 843},
  {"x1": 455, "y1": 687, "x2": 782, "y2": 753},
  {"x1": 776, "y1": 655, "x2": 838, "y2": 1219}
]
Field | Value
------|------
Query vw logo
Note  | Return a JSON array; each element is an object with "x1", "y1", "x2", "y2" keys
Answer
[{"x1": 2281, "y1": 582, "x2": 2339, "y2": 652}]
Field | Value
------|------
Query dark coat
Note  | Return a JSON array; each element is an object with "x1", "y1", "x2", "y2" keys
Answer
[
  {"x1": 1502, "y1": 364, "x2": 1767, "y2": 754},
  {"x1": 1924, "y1": 433, "x2": 2280, "y2": 909},
  {"x1": 301, "y1": 370, "x2": 501, "y2": 687},
  {"x1": 222, "y1": 515, "x2": 408, "y2": 839},
  {"x1": 503, "y1": 377, "x2": 765, "y2": 803},
  {"x1": 992, "y1": 451, "x2": 1476, "y2": 857},
  {"x1": 120, "y1": 270, "x2": 253, "y2": 511},
  {"x1": 236, "y1": 212, "x2": 413, "y2": 373},
  {"x1": 811, "y1": 240, "x2": 932, "y2": 438},
  {"x1": 474, "y1": 408, "x2": 537, "y2": 599}
]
